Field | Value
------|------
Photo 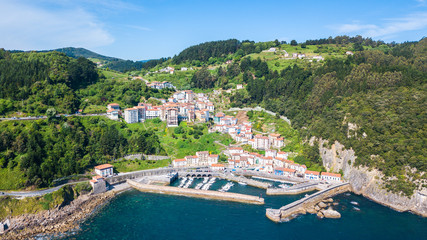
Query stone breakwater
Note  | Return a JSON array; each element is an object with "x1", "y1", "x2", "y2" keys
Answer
[
  {"x1": 128, "y1": 180, "x2": 265, "y2": 204},
  {"x1": 266, "y1": 183, "x2": 349, "y2": 222},
  {"x1": 0, "y1": 192, "x2": 116, "y2": 240}
]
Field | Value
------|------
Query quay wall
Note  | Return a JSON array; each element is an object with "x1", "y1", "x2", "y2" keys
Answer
[
  {"x1": 128, "y1": 180, "x2": 264, "y2": 205},
  {"x1": 234, "y1": 170, "x2": 305, "y2": 184},
  {"x1": 266, "y1": 182, "x2": 320, "y2": 195}
]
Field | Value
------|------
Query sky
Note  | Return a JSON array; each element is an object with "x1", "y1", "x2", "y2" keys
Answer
[{"x1": 0, "y1": 0, "x2": 426, "y2": 60}]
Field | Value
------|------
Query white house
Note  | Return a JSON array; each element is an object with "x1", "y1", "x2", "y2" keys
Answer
[
  {"x1": 124, "y1": 108, "x2": 139, "y2": 123},
  {"x1": 94, "y1": 164, "x2": 114, "y2": 177},
  {"x1": 304, "y1": 170, "x2": 320, "y2": 180},
  {"x1": 172, "y1": 159, "x2": 187, "y2": 168},
  {"x1": 211, "y1": 163, "x2": 225, "y2": 171},
  {"x1": 107, "y1": 109, "x2": 119, "y2": 120},
  {"x1": 321, "y1": 172, "x2": 341, "y2": 182}
]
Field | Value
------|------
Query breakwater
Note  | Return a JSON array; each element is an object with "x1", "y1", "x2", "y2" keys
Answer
[
  {"x1": 266, "y1": 183, "x2": 350, "y2": 222},
  {"x1": 127, "y1": 180, "x2": 264, "y2": 204}
]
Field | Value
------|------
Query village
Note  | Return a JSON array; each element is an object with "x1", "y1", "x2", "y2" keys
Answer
[
  {"x1": 106, "y1": 86, "x2": 215, "y2": 126},
  {"x1": 105, "y1": 84, "x2": 341, "y2": 183}
]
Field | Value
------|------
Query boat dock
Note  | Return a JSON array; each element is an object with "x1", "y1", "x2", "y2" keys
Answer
[
  {"x1": 220, "y1": 174, "x2": 271, "y2": 189},
  {"x1": 266, "y1": 182, "x2": 350, "y2": 222},
  {"x1": 266, "y1": 182, "x2": 321, "y2": 195},
  {"x1": 128, "y1": 180, "x2": 265, "y2": 205}
]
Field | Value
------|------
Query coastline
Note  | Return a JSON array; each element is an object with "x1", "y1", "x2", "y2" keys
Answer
[{"x1": 1, "y1": 184, "x2": 130, "y2": 240}]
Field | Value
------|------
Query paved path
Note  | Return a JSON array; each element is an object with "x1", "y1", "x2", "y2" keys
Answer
[
  {"x1": 0, "y1": 113, "x2": 106, "y2": 121},
  {"x1": 1, "y1": 182, "x2": 82, "y2": 198}
]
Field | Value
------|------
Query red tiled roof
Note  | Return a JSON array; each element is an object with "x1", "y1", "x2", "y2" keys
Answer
[
  {"x1": 305, "y1": 170, "x2": 320, "y2": 175},
  {"x1": 94, "y1": 164, "x2": 113, "y2": 170},
  {"x1": 211, "y1": 163, "x2": 224, "y2": 167},
  {"x1": 173, "y1": 159, "x2": 186, "y2": 162},
  {"x1": 321, "y1": 172, "x2": 341, "y2": 178}
]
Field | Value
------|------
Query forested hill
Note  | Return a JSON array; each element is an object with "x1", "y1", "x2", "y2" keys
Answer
[
  {"x1": 225, "y1": 38, "x2": 426, "y2": 196},
  {"x1": 46, "y1": 47, "x2": 121, "y2": 62},
  {"x1": 172, "y1": 39, "x2": 280, "y2": 64},
  {"x1": 0, "y1": 49, "x2": 98, "y2": 114}
]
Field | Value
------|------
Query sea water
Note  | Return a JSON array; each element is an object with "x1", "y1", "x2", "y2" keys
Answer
[{"x1": 65, "y1": 180, "x2": 427, "y2": 240}]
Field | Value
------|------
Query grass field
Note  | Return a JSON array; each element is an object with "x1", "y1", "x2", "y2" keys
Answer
[
  {"x1": 113, "y1": 159, "x2": 171, "y2": 173},
  {"x1": 127, "y1": 119, "x2": 234, "y2": 159},
  {"x1": 100, "y1": 69, "x2": 130, "y2": 82}
]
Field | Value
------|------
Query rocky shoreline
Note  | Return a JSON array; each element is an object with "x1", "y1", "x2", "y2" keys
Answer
[{"x1": 0, "y1": 191, "x2": 117, "y2": 240}]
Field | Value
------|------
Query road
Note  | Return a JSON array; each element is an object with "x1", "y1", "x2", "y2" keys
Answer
[
  {"x1": 0, "y1": 113, "x2": 106, "y2": 121},
  {"x1": 1, "y1": 183, "x2": 79, "y2": 198}
]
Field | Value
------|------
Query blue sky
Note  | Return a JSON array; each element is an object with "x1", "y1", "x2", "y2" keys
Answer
[{"x1": 0, "y1": 0, "x2": 426, "y2": 60}]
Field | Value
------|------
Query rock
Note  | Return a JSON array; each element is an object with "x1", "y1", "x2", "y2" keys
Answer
[
  {"x1": 333, "y1": 202, "x2": 339, "y2": 206},
  {"x1": 321, "y1": 207, "x2": 341, "y2": 219},
  {"x1": 323, "y1": 198, "x2": 334, "y2": 203},
  {"x1": 314, "y1": 205, "x2": 321, "y2": 211},
  {"x1": 318, "y1": 202, "x2": 327, "y2": 208},
  {"x1": 317, "y1": 211, "x2": 324, "y2": 218},
  {"x1": 307, "y1": 207, "x2": 317, "y2": 214}
]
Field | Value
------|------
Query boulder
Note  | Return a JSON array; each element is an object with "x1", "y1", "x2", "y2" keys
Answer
[
  {"x1": 323, "y1": 198, "x2": 334, "y2": 203},
  {"x1": 314, "y1": 205, "x2": 321, "y2": 211},
  {"x1": 317, "y1": 211, "x2": 324, "y2": 218},
  {"x1": 307, "y1": 207, "x2": 317, "y2": 214},
  {"x1": 318, "y1": 202, "x2": 327, "y2": 208},
  {"x1": 321, "y1": 208, "x2": 341, "y2": 219}
]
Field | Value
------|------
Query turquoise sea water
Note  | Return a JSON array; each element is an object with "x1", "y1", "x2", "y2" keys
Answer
[{"x1": 66, "y1": 179, "x2": 427, "y2": 240}]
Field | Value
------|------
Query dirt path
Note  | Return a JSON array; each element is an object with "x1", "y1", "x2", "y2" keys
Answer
[{"x1": 235, "y1": 111, "x2": 249, "y2": 124}]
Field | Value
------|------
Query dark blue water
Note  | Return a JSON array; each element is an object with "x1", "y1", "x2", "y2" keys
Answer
[{"x1": 66, "y1": 179, "x2": 427, "y2": 240}]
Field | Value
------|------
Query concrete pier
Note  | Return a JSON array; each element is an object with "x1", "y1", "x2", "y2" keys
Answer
[
  {"x1": 128, "y1": 180, "x2": 264, "y2": 205},
  {"x1": 266, "y1": 182, "x2": 320, "y2": 195},
  {"x1": 220, "y1": 174, "x2": 271, "y2": 189},
  {"x1": 266, "y1": 183, "x2": 350, "y2": 222}
]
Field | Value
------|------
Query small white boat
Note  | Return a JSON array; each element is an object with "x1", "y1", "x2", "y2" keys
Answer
[
  {"x1": 238, "y1": 182, "x2": 247, "y2": 185},
  {"x1": 353, "y1": 207, "x2": 361, "y2": 211},
  {"x1": 350, "y1": 201, "x2": 359, "y2": 206}
]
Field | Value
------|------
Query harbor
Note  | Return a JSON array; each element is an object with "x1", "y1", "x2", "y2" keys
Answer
[{"x1": 127, "y1": 179, "x2": 265, "y2": 205}]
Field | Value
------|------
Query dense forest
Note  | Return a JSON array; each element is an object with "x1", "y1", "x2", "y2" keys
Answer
[
  {"x1": 0, "y1": 49, "x2": 98, "y2": 115},
  {"x1": 103, "y1": 57, "x2": 170, "y2": 72},
  {"x1": 0, "y1": 117, "x2": 164, "y2": 189},
  {"x1": 227, "y1": 39, "x2": 426, "y2": 196}
]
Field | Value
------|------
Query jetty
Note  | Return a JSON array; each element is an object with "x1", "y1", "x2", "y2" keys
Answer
[
  {"x1": 266, "y1": 182, "x2": 350, "y2": 222},
  {"x1": 128, "y1": 180, "x2": 264, "y2": 205},
  {"x1": 266, "y1": 182, "x2": 320, "y2": 195},
  {"x1": 220, "y1": 174, "x2": 270, "y2": 189}
]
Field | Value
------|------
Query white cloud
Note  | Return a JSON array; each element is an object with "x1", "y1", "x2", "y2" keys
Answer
[
  {"x1": 333, "y1": 12, "x2": 427, "y2": 39},
  {"x1": 0, "y1": 1, "x2": 114, "y2": 50}
]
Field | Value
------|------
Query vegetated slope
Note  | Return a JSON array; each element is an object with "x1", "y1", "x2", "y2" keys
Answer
[
  {"x1": 172, "y1": 39, "x2": 281, "y2": 65},
  {"x1": 0, "y1": 49, "x2": 99, "y2": 115},
  {"x1": 103, "y1": 57, "x2": 170, "y2": 72},
  {"x1": 0, "y1": 49, "x2": 173, "y2": 116},
  {"x1": 228, "y1": 38, "x2": 427, "y2": 196},
  {"x1": 47, "y1": 47, "x2": 120, "y2": 62},
  {"x1": 0, "y1": 116, "x2": 165, "y2": 190}
]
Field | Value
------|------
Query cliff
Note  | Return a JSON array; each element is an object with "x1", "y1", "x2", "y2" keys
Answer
[{"x1": 313, "y1": 137, "x2": 427, "y2": 217}]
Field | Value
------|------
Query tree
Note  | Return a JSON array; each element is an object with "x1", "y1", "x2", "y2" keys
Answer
[
  {"x1": 46, "y1": 108, "x2": 57, "y2": 121},
  {"x1": 290, "y1": 40, "x2": 298, "y2": 46}
]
